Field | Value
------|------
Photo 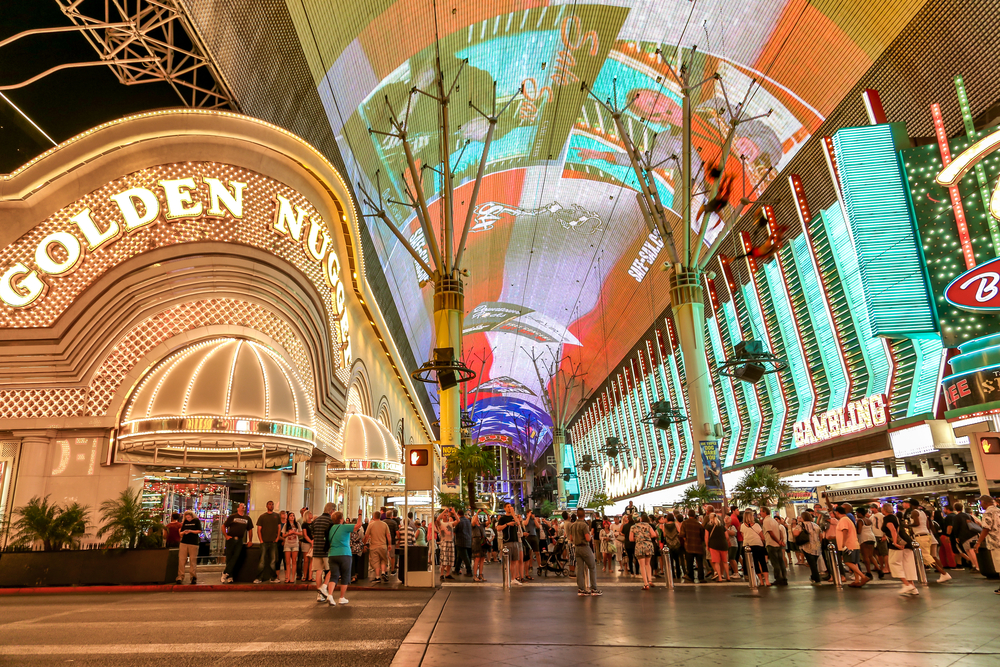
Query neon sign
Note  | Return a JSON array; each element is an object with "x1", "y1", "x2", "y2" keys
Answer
[
  {"x1": 793, "y1": 393, "x2": 887, "y2": 447},
  {"x1": 945, "y1": 256, "x2": 1000, "y2": 312},
  {"x1": 936, "y1": 125, "x2": 1000, "y2": 224},
  {"x1": 602, "y1": 458, "x2": 643, "y2": 498},
  {"x1": 0, "y1": 165, "x2": 352, "y2": 365}
]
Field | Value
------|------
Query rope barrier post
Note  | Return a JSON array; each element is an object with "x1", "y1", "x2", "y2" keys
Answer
[
  {"x1": 911, "y1": 542, "x2": 928, "y2": 585},
  {"x1": 663, "y1": 549, "x2": 675, "y2": 590},
  {"x1": 501, "y1": 547, "x2": 511, "y2": 590},
  {"x1": 743, "y1": 546, "x2": 758, "y2": 591},
  {"x1": 827, "y1": 543, "x2": 843, "y2": 589}
]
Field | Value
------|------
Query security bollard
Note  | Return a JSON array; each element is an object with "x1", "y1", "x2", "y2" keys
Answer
[
  {"x1": 743, "y1": 546, "x2": 758, "y2": 591},
  {"x1": 911, "y1": 542, "x2": 928, "y2": 585},
  {"x1": 827, "y1": 543, "x2": 843, "y2": 589},
  {"x1": 501, "y1": 547, "x2": 511, "y2": 590},
  {"x1": 663, "y1": 550, "x2": 675, "y2": 590}
]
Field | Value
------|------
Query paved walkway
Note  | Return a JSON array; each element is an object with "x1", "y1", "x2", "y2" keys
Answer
[{"x1": 395, "y1": 568, "x2": 1000, "y2": 667}]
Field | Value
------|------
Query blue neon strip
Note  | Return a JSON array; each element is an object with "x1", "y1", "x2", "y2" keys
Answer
[
  {"x1": 791, "y1": 234, "x2": 850, "y2": 411},
  {"x1": 655, "y1": 350, "x2": 683, "y2": 481},
  {"x1": 821, "y1": 205, "x2": 893, "y2": 397},
  {"x1": 833, "y1": 123, "x2": 938, "y2": 336},
  {"x1": 763, "y1": 259, "x2": 814, "y2": 423},
  {"x1": 908, "y1": 336, "x2": 945, "y2": 417},
  {"x1": 722, "y1": 300, "x2": 761, "y2": 463},
  {"x1": 666, "y1": 351, "x2": 694, "y2": 480},
  {"x1": 706, "y1": 315, "x2": 742, "y2": 467},
  {"x1": 741, "y1": 282, "x2": 786, "y2": 457}
]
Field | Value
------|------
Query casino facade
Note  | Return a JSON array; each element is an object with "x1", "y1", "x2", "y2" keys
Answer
[{"x1": 0, "y1": 110, "x2": 432, "y2": 540}]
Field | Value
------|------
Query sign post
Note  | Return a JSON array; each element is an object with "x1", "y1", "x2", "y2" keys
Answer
[
  {"x1": 404, "y1": 444, "x2": 437, "y2": 587},
  {"x1": 969, "y1": 432, "x2": 1000, "y2": 496}
]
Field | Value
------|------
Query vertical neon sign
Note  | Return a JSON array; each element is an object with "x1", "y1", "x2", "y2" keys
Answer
[{"x1": 931, "y1": 102, "x2": 976, "y2": 270}]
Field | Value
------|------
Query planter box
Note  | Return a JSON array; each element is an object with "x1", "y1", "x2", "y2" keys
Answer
[{"x1": 0, "y1": 548, "x2": 179, "y2": 587}]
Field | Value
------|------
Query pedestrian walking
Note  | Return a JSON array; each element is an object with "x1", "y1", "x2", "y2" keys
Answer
[
  {"x1": 834, "y1": 505, "x2": 868, "y2": 587},
  {"x1": 176, "y1": 510, "x2": 201, "y2": 585},
  {"x1": 973, "y1": 495, "x2": 1000, "y2": 594},
  {"x1": 454, "y1": 509, "x2": 473, "y2": 576},
  {"x1": 497, "y1": 503, "x2": 523, "y2": 585},
  {"x1": 254, "y1": 500, "x2": 281, "y2": 583},
  {"x1": 631, "y1": 513, "x2": 656, "y2": 589},
  {"x1": 881, "y1": 502, "x2": 919, "y2": 596},
  {"x1": 312, "y1": 503, "x2": 334, "y2": 598},
  {"x1": 741, "y1": 510, "x2": 770, "y2": 586},
  {"x1": 221, "y1": 503, "x2": 253, "y2": 584},
  {"x1": 600, "y1": 520, "x2": 614, "y2": 572},
  {"x1": 300, "y1": 510, "x2": 314, "y2": 582},
  {"x1": 904, "y1": 499, "x2": 951, "y2": 583},
  {"x1": 705, "y1": 511, "x2": 731, "y2": 582},
  {"x1": 760, "y1": 508, "x2": 787, "y2": 586},
  {"x1": 365, "y1": 511, "x2": 392, "y2": 583},
  {"x1": 322, "y1": 509, "x2": 363, "y2": 606},
  {"x1": 568, "y1": 507, "x2": 602, "y2": 596},
  {"x1": 793, "y1": 511, "x2": 822, "y2": 584},
  {"x1": 681, "y1": 509, "x2": 706, "y2": 583}
]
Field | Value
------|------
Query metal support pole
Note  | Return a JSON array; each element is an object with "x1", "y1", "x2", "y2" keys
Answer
[
  {"x1": 911, "y1": 542, "x2": 928, "y2": 585},
  {"x1": 663, "y1": 550, "x2": 675, "y2": 590},
  {"x1": 827, "y1": 543, "x2": 843, "y2": 589},
  {"x1": 743, "y1": 546, "x2": 758, "y2": 591},
  {"x1": 502, "y1": 547, "x2": 511, "y2": 590}
]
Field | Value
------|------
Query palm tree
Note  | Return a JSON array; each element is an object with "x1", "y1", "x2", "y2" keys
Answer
[
  {"x1": 97, "y1": 487, "x2": 160, "y2": 549},
  {"x1": 678, "y1": 484, "x2": 715, "y2": 511},
  {"x1": 9, "y1": 496, "x2": 91, "y2": 551},
  {"x1": 729, "y1": 465, "x2": 791, "y2": 509},
  {"x1": 587, "y1": 492, "x2": 611, "y2": 516},
  {"x1": 445, "y1": 442, "x2": 498, "y2": 509}
]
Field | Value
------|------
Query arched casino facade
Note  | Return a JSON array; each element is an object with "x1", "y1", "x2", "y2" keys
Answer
[{"x1": 0, "y1": 110, "x2": 431, "y2": 540}]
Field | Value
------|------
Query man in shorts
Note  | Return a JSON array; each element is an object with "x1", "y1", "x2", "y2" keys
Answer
[
  {"x1": 834, "y1": 505, "x2": 868, "y2": 587},
  {"x1": 882, "y1": 502, "x2": 919, "y2": 596},
  {"x1": 364, "y1": 512, "x2": 391, "y2": 582},
  {"x1": 497, "y1": 503, "x2": 523, "y2": 585},
  {"x1": 311, "y1": 503, "x2": 334, "y2": 601},
  {"x1": 904, "y1": 499, "x2": 951, "y2": 583}
]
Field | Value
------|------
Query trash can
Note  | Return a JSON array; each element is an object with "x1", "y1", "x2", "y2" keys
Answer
[{"x1": 397, "y1": 546, "x2": 429, "y2": 586}]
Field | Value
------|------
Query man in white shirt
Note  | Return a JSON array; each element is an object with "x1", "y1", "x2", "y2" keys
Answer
[
  {"x1": 760, "y1": 508, "x2": 787, "y2": 586},
  {"x1": 973, "y1": 495, "x2": 1000, "y2": 594},
  {"x1": 903, "y1": 498, "x2": 951, "y2": 583}
]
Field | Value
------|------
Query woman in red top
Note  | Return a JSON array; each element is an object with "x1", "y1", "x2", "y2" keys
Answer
[{"x1": 165, "y1": 513, "x2": 182, "y2": 548}]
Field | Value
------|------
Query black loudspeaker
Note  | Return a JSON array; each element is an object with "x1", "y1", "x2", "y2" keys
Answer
[
  {"x1": 734, "y1": 340, "x2": 765, "y2": 358},
  {"x1": 654, "y1": 417, "x2": 671, "y2": 431},
  {"x1": 733, "y1": 362, "x2": 765, "y2": 383},
  {"x1": 438, "y1": 370, "x2": 458, "y2": 390}
]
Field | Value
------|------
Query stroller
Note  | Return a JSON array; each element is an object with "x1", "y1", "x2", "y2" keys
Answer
[{"x1": 538, "y1": 537, "x2": 569, "y2": 577}]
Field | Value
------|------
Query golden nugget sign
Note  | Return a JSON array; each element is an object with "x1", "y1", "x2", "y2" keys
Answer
[
  {"x1": 0, "y1": 163, "x2": 351, "y2": 364},
  {"x1": 793, "y1": 393, "x2": 888, "y2": 447},
  {"x1": 602, "y1": 459, "x2": 643, "y2": 498}
]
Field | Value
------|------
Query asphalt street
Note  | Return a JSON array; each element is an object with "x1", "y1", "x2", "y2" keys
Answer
[{"x1": 0, "y1": 589, "x2": 434, "y2": 667}]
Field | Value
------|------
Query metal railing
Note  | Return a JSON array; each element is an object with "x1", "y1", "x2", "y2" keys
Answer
[
  {"x1": 743, "y1": 546, "x2": 758, "y2": 591},
  {"x1": 827, "y1": 543, "x2": 843, "y2": 589},
  {"x1": 662, "y1": 550, "x2": 674, "y2": 590},
  {"x1": 911, "y1": 541, "x2": 928, "y2": 585}
]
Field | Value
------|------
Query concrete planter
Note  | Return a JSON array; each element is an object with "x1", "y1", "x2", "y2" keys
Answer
[{"x1": 0, "y1": 548, "x2": 179, "y2": 587}]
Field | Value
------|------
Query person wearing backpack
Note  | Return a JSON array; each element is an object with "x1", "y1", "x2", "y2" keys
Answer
[
  {"x1": 881, "y1": 502, "x2": 919, "y2": 596},
  {"x1": 793, "y1": 512, "x2": 822, "y2": 584}
]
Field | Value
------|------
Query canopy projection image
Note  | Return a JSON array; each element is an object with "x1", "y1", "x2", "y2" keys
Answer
[{"x1": 2, "y1": 1, "x2": 1000, "y2": 666}]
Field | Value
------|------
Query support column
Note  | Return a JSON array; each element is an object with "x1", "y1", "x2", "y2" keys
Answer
[
  {"x1": 286, "y1": 464, "x2": 306, "y2": 513},
  {"x1": 345, "y1": 481, "x2": 362, "y2": 517},
  {"x1": 10, "y1": 431, "x2": 55, "y2": 511},
  {"x1": 670, "y1": 270, "x2": 716, "y2": 485},
  {"x1": 309, "y1": 462, "x2": 328, "y2": 513},
  {"x1": 553, "y1": 428, "x2": 567, "y2": 508},
  {"x1": 434, "y1": 277, "x2": 464, "y2": 454},
  {"x1": 248, "y1": 471, "x2": 287, "y2": 519}
]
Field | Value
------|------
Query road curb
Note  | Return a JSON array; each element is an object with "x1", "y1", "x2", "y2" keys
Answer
[{"x1": 0, "y1": 582, "x2": 430, "y2": 596}]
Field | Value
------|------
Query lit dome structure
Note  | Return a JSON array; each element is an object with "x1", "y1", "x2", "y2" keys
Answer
[
  {"x1": 329, "y1": 408, "x2": 402, "y2": 490},
  {"x1": 118, "y1": 337, "x2": 315, "y2": 468}
]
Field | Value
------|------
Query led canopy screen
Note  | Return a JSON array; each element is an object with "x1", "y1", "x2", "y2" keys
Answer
[{"x1": 287, "y1": 0, "x2": 925, "y2": 445}]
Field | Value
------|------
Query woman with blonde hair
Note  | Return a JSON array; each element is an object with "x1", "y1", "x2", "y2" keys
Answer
[
  {"x1": 740, "y1": 510, "x2": 770, "y2": 586},
  {"x1": 705, "y1": 511, "x2": 731, "y2": 582}
]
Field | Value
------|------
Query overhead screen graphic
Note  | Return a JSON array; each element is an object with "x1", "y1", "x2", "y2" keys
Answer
[{"x1": 287, "y1": 0, "x2": 923, "y2": 448}]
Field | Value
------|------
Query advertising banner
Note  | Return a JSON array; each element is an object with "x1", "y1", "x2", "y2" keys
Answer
[{"x1": 699, "y1": 440, "x2": 725, "y2": 504}]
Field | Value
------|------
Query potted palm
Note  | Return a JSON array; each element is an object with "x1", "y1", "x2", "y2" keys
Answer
[
  {"x1": 445, "y1": 442, "x2": 498, "y2": 509},
  {"x1": 0, "y1": 491, "x2": 176, "y2": 587}
]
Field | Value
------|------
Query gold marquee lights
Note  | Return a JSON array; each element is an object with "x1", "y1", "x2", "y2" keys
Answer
[{"x1": 0, "y1": 162, "x2": 352, "y2": 369}]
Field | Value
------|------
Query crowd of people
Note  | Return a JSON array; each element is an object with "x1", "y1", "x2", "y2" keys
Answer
[
  {"x1": 420, "y1": 494, "x2": 1000, "y2": 598},
  {"x1": 187, "y1": 492, "x2": 1000, "y2": 604}
]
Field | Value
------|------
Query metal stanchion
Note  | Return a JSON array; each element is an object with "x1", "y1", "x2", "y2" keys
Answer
[
  {"x1": 743, "y1": 546, "x2": 758, "y2": 591},
  {"x1": 827, "y1": 543, "x2": 843, "y2": 589},
  {"x1": 501, "y1": 547, "x2": 511, "y2": 590},
  {"x1": 911, "y1": 542, "x2": 928, "y2": 585},
  {"x1": 663, "y1": 550, "x2": 675, "y2": 590}
]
